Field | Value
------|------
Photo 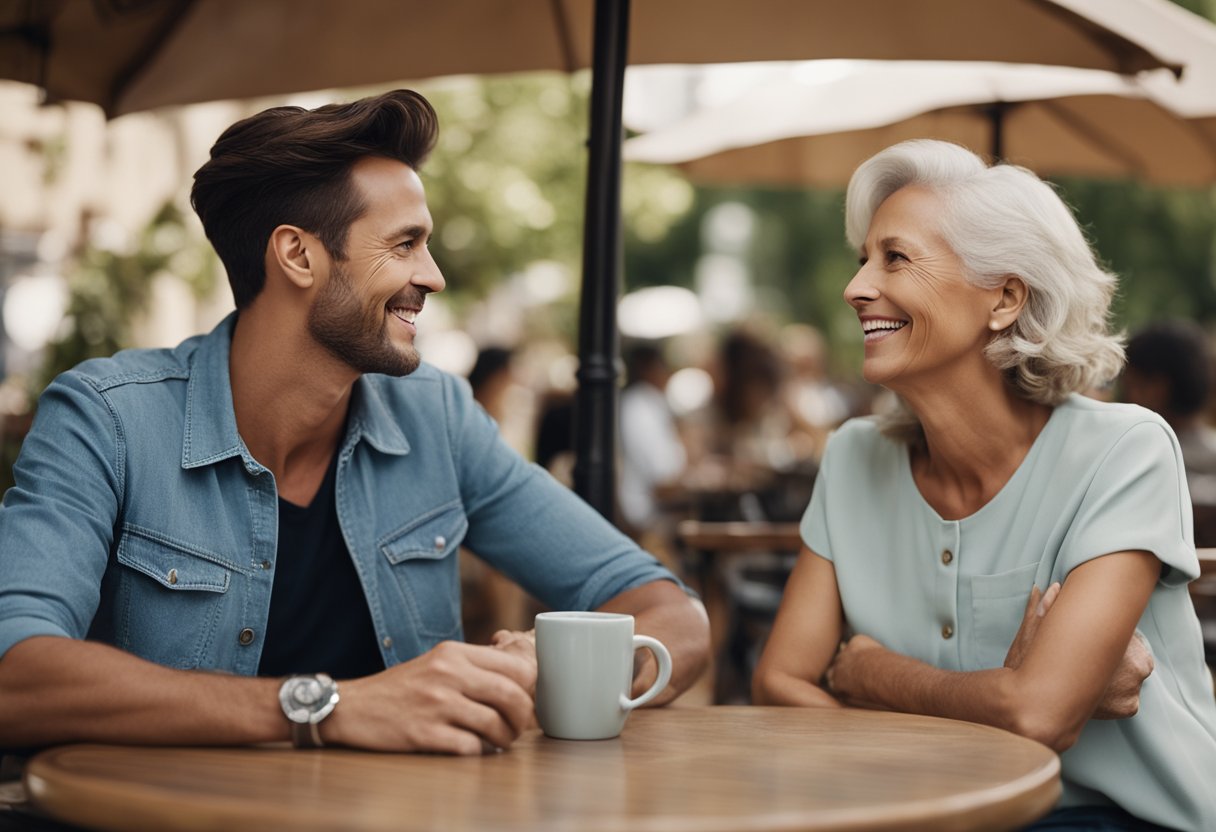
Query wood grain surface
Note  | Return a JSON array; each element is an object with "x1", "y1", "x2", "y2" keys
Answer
[{"x1": 25, "y1": 707, "x2": 1058, "y2": 832}]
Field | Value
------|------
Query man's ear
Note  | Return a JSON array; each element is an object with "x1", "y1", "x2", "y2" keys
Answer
[
  {"x1": 989, "y1": 275, "x2": 1029, "y2": 332},
  {"x1": 267, "y1": 225, "x2": 320, "y2": 291}
]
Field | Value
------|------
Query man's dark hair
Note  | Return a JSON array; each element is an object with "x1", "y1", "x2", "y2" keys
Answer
[
  {"x1": 191, "y1": 89, "x2": 438, "y2": 309},
  {"x1": 1125, "y1": 320, "x2": 1213, "y2": 416}
]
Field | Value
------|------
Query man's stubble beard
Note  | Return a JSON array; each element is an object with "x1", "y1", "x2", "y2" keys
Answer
[{"x1": 307, "y1": 262, "x2": 422, "y2": 377}]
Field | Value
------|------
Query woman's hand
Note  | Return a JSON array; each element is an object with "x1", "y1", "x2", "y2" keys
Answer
[
  {"x1": 825, "y1": 634, "x2": 887, "y2": 708},
  {"x1": 1004, "y1": 581, "x2": 1153, "y2": 720}
]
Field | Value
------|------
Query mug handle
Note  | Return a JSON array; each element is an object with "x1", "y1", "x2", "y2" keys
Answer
[{"x1": 619, "y1": 635, "x2": 673, "y2": 711}]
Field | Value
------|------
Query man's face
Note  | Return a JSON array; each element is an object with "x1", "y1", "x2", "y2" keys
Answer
[{"x1": 307, "y1": 156, "x2": 444, "y2": 376}]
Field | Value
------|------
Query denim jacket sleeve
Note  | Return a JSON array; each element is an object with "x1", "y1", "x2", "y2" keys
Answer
[
  {"x1": 442, "y1": 373, "x2": 678, "y2": 611},
  {"x1": 0, "y1": 371, "x2": 122, "y2": 657}
]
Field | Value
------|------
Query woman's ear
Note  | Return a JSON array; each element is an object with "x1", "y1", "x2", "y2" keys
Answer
[
  {"x1": 267, "y1": 225, "x2": 319, "y2": 291},
  {"x1": 989, "y1": 276, "x2": 1028, "y2": 332}
]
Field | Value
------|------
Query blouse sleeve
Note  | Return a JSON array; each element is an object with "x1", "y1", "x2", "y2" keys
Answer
[
  {"x1": 1060, "y1": 420, "x2": 1198, "y2": 586},
  {"x1": 801, "y1": 428, "x2": 839, "y2": 561}
]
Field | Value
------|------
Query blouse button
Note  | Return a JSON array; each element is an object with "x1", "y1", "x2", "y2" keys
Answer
[
  {"x1": 238, "y1": 628, "x2": 256, "y2": 646},
  {"x1": 941, "y1": 624, "x2": 954, "y2": 639},
  {"x1": 941, "y1": 549, "x2": 953, "y2": 565},
  {"x1": 434, "y1": 536, "x2": 446, "y2": 551}
]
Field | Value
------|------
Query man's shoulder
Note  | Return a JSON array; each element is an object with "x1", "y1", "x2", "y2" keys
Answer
[{"x1": 62, "y1": 334, "x2": 205, "y2": 394}]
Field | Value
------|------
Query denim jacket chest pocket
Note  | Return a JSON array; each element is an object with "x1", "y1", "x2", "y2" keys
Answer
[
  {"x1": 378, "y1": 501, "x2": 469, "y2": 642},
  {"x1": 114, "y1": 524, "x2": 236, "y2": 669}
]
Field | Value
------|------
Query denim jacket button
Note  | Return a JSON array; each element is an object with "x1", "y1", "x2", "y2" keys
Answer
[
  {"x1": 167, "y1": 568, "x2": 178, "y2": 585},
  {"x1": 434, "y1": 536, "x2": 446, "y2": 551},
  {"x1": 238, "y1": 628, "x2": 255, "y2": 646}
]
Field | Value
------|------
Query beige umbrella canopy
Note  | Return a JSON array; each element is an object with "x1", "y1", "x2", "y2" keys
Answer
[
  {"x1": 623, "y1": 0, "x2": 1216, "y2": 187},
  {"x1": 623, "y1": 59, "x2": 1216, "y2": 187},
  {"x1": 0, "y1": 0, "x2": 1189, "y2": 118}
]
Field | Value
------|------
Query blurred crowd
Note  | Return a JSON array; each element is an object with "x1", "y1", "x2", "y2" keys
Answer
[
  {"x1": 460, "y1": 315, "x2": 1216, "y2": 687},
  {"x1": 458, "y1": 321, "x2": 875, "y2": 646}
]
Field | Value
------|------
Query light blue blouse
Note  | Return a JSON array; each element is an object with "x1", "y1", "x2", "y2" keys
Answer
[{"x1": 802, "y1": 394, "x2": 1216, "y2": 831}]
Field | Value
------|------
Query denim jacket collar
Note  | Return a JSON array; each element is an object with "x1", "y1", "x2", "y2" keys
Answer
[{"x1": 182, "y1": 313, "x2": 410, "y2": 472}]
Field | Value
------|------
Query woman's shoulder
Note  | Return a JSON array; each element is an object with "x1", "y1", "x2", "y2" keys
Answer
[
  {"x1": 822, "y1": 416, "x2": 904, "y2": 470},
  {"x1": 1052, "y1": 394, "x2": 1176, "y2": 449}
]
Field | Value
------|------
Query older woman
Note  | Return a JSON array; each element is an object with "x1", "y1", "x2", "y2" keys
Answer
[{"x1": 754, "y1": 140, "x2": 1216, "y2": 832}]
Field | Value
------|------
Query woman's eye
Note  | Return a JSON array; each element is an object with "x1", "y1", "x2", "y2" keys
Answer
[{"x1": 886, "y1": 250, "x2": 906, "y2": 263}]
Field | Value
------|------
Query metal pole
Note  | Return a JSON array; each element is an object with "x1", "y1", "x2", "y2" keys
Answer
[
  {"x1": 988, "y1": 102, "x2": 1007, "y2": 162},
  {"x1": 572, "y1": 0, "x2": 629, "y2": 521}
]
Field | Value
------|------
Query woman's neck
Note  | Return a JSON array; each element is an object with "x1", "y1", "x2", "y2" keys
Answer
[{"x1": 898, "y1": 374, "x2": 1054, "y2": 520}]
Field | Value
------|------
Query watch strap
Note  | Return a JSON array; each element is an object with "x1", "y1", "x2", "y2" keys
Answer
[{"x1": 291, "y1": 720, "x2": 325, "y2": 749}]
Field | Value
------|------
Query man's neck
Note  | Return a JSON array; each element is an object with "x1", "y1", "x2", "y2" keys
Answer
[{"x1": 228, "y1": 308, "x2": 357, "y2": 497}]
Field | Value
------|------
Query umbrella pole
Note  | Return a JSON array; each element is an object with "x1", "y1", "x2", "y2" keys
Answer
[
  {"x1": 988, "y1": 102, "x2": 1007, "y2": 163},
  {"x1": 573, "y1": 0, "x2": 630, "y2": 521}
]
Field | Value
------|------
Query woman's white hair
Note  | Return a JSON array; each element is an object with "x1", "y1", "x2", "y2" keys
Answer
[{"x1": 845, "y1": 139, "x2": 1125, "y2": 443}]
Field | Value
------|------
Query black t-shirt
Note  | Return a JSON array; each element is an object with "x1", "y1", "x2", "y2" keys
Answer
[{"x1": 257, "y1": 453, "x2": 384, "y2": 679}]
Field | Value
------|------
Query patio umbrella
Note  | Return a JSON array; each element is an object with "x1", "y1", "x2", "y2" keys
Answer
[
  {"x1": 0, "y1": 0, "x2": 1195, "y2": 519},
  {"x1": 622, "y1": 59, "x2": 1216, "y2": 188},
  {"x1": 624, "y1": 0, "x2": 1216, "y2": 189}
]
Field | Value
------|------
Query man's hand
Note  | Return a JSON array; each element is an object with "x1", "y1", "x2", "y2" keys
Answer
[
  {"x1": 324, "y1": 640, "x2": 536, "y2": 755},
  {"x1": 490, "y1": 629, "x2": 537, "y2": 697},
  {"x1": 1004, "y1": 582, "x2": 1153, "y2": 720}
]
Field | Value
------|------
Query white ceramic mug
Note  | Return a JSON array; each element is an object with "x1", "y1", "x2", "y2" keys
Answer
[{"x1": 534, "y1": 611, "x2": 673, "y2": 740}]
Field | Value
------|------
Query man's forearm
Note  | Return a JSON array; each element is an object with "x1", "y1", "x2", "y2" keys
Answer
[
  {"x1": 597, "y1": 581, "x2": 711, "y2": 704},
  {"x1": 0, "y1": 637, "x2": 285, "y2": 748}
]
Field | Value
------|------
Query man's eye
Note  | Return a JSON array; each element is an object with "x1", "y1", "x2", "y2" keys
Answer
[{"x1": 886, "y1": 250, "x2": 906, "y2": 263}]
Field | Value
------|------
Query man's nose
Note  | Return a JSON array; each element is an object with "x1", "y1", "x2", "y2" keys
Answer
[{"x1": 415, "y1": 249, "x2": 445, "y2": 294}]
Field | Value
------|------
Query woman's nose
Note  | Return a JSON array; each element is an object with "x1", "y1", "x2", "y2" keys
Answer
[{"x1": 843, "y1": 264, "x2": 878, "y2": 309}]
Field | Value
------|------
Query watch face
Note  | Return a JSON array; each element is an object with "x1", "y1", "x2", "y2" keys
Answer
[
  {"x1": 280, "y1": 674, "x2": 339, "y2": 725},
  {"x1": 291, "y1": 678, "x2": 323, "y2": 707}
]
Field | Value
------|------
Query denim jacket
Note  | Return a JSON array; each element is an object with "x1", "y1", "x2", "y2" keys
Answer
[{"x1": 0, "y1": 314, "x2": 676, "y2": 673}]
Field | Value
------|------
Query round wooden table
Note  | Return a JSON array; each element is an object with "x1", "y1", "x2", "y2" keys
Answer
[{"x1": 25, "y1": 707, "x2": 1059, "y2": 832}]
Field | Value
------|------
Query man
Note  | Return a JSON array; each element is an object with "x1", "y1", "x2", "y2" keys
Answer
[{"x1": 0, "y1": 90, "x2": 708, "y2": 755}]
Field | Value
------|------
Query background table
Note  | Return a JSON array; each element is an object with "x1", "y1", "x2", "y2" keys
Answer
[{"x1": 26, "y1": 706, "x2": 1059, "y2": 832}]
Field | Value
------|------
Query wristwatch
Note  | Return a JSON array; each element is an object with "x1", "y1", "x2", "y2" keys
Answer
[{"x1": 279, "y1": 673, "x2": 340, "y2": 749}]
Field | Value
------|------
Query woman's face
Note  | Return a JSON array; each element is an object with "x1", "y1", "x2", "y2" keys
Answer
[{"x1": 843, "y1": 186, "x2": 1001, "y2": 389}]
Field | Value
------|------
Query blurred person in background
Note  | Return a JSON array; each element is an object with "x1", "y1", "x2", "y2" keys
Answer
[
  {"x1": 462, "y1": 345, "x2": 533, "y2": 644},
  {"x1": 467, "y1": 345, "x2": 535, "y2": 459},
  {"x1": 618, "y1": 342, "x2": 687, "y2": 536},
  {"x1": 694, "y1": 329, "x2": 817, "y2": 522},
  {"x1": 755, "y1": 139, "x2": 1216, "y2": 831},
  {"x1": 1121, "y1": 320, "x2": 1216, "y2": 508},
  {"x1": 0, "y1": 89, "x2": 708, "y2": 758},
  {"x1": 468, "y1": 346, "x2": 514, "y2": 423},
  {"x1": 779, "y1": 324, "x2": 850, "y2": 460},
  {"x1": 712, "y1": 330, "x2": 794, "y2": 476}
]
